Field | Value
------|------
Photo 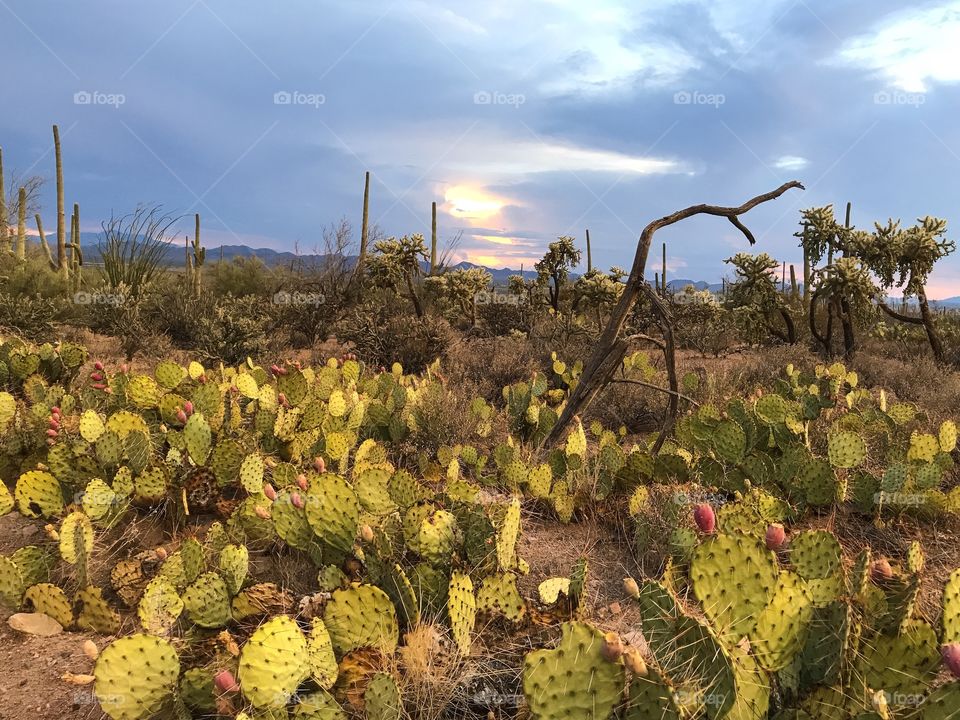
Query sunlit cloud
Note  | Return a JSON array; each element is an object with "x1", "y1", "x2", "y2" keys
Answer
[
  {"x1": 829, "y1": 2, "x2": 960, "y2": 92},
  {"x1": 774, "y1": 155, "x2": 808, "y2": 171},
  {"x1": 444, "y1": 186, "x2": 508, "y2": 222}
]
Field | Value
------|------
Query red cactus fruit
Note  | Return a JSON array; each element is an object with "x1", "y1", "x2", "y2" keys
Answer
[
  {"x1": 291, "y1": 492, "x2": 304, "y2": 509},
  {"x1": 92, "y1": 383, "x2": 106, "y2": 391},
  {"x1": 765, "y1": 523, "x2": 786, "y2": 551},
  {"x1": 313, "y1": 457, "x2": 326, "y2": 473},
  {"x1": 296, "y1": 473, "x2": 308, "y2": 491},
  {"x1": 90, "y1": 372, "x2": 103, "y2": 382},
  {"x1": 263, "y1": 483, "x2": 277, "y2": 501},
  {"x1": 214, "y1": 669, "x2": 240, "y2": 694},
  {"x1": 119, "y1": 363, "x2": 129, "y2": 373},
  {"x1": 183, "y1": 401, "x2": 194, "y2": 415},
  {"x1": 270, "y1": 364, "x2": 281, "y2": 376},
  {"x1": 871, "y1": 558, "x2": 894, "y2": 583},
  {"x1": 943, "y1": 643, "x2": 960, "y2": 678},
  {"x1": 693, "y1": 503, "x2": 716, "y2": 534},
  {"x1": 50, "y1": 406, "x2": 61, "y2": 416},
  {"x1": 48, "y1": 417, "x2": 60, "y2": 430},
  {"x1": 254, "y1": 505, "x2": 271, "y2": 520},
  {"x1": 176, "y1": 409, "x2": 188, "y2": 424},
  {"x1": 278, "y1": 392, "x2": 289, "y2": 408},
  {"x1": 46, "y1": 429, "x2": 59, "y2": 438}
]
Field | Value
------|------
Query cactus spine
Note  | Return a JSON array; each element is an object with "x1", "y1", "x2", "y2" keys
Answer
[
  {"x1": 188, "y1": 213, "x2": 204, "y2": 298},
  {"x1": 430, "y1": 200, "x2": 437, "y2": 274},
  {"x1": 54, "y1": 125, "x2": 68, "y2": 281},
  {"x1": 16, "y1": 187, "x2": 26, "y2": 260}
]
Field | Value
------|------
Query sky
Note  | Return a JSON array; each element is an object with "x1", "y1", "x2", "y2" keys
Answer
[{"x1": 3, "y1": 1, "x2": 960, "y2": 297}]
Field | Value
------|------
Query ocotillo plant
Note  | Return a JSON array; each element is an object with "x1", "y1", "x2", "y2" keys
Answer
[
  {"x1": 430, "y1": 201, "x2": 437, "y2": 274},
  {"x1": 187, "y1": 213, "x2": 205, "y2": 298},
  {"x1": 16, "y1": 187, "x2": 26, "y2": 260},
  {"x1": 54, "y1": 125, "x2": 67, "y2": 281}
]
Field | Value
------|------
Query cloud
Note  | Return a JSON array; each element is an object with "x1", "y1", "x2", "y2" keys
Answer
[
  {"x1": 774, "y1": 155, "x2": 808, "y2": 171},
  {"x1": 829, "y1": 2, "x2": 960, "y2": 92}
]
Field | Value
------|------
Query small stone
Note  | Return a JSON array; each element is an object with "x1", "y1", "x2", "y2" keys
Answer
[
  {"x1": 9, "y1": 612, "x2": 63, "y2": 636},
  {"x1": 609, "y1": 602, "x2": 622, "y2": 614}
]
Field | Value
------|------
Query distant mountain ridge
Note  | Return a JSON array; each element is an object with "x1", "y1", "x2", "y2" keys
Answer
[{"x1": 73, "y1": 236, "x2": 960, "y2": 306}]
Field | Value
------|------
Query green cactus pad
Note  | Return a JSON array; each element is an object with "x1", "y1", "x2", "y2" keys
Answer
[
  {"x1": 238, "y1": 453, "x2": 265, "y2": 494},
  {"x1": 388, "y1": 470, "x2": 431, "y2": 509},
  {"x1": 476, "y1": 572, "x2": 526, "y2": 622},
  {"x1": 691, "y1": 532, "x2": 778, "y2": 641},
  {"x1": 921, "y1": 683, "x2": 960, "y2": 720},
  {"x1": 24, "y1": 582, "x2": 72, "y2": 627},
  {"x1": 354, "y1": 467, "x2": 396, "y2": 515},
  {"x1": 0, "y1": 556, "x2": 24, "y2": 608},
  {"x1": 79, "y1": 409, "x2": 106, "y2": 442},
  {"x1": 448, "y1": 571, "x2": 476, "y2": 654},
  {"x1": 827, "y1": 430, "x2": 867, "y2": 468},
  {"x1": 183, "y1": 413, "x2": 212, "y2": 465},
  {"x1": 496, "y1": 497, "x2": 521, "y2": 572},
  {"x1": 799, "y1": 600, "x2": 853, "y2": 690},
  {"x1": 364, "y1": 672, "x2": 402, "y2": 720},
  {"x1": 796, "y1": 458, "x2": 838, "y2": 506},
  {"x1": 271, "y1": 489, "x2": 314, "y2": 549},
  {"x1": 378, "y1": 562, "x2": 420, "y2": 628},
  {"x1": 238, "y1": 615, "x2": 310, "y2": 709},
  {"x1": 522, "y1": 621, "x2": 625, "y2": 720},
  {"x1": 75, "y1": 585, "x2": 122, "y2": 634},
  {"x1": 323, "y1": 584, "x2": 399, "y2": 655},
  {"x1": 14, "y1": 470, "x2": 63, "y2": 518},
  {"x1": 307, "y1": 618, "x2": 339, "y2": 689},
  {"x1": 94, "y1": 634, "x2": 180, "y2": 720},
  {"x1": 304, "y1": 473, "x2": 360, "y2": 553},
  {"x1": 790, "y1": 530, "x2": 843, "y2": 580},
  {"x1": 624, "y1": 667, "x2": 683, "y2": 720},
  {"x1": 943, "y1": 569, "x2": 960, "y2": 643},
  {"x1": 293, "y1": 691, "x2": 347, "y2": 719},
  {"x1": 218, "y1": 543, "x2": 248, "y2": 596},
  {"x1": 412, "y1": 509, "x2": 460, "y2": 565},
  {"x1": 59, "y1": 511, "x2": 94, "y2": 565},
  {"x1": 178, "y1": 667, "x2": 215, "y2": 712},
  {"x1": 860, "y1": 619, "x2": 939, "y2": 696},
  {"x1": 713, "y1": 420, "x2": 747, "y2": 463},
  {"x1": 182, "y1": 571, "x2": 232, "y2": 628},
  {"x1": 751, "y1": 571, "x2": 814, "y2": 671},
  {"x1": 137, "y1": 577, "x2": 184, "y2": 635},
  {"x1": 82, "y1": 479, "x2": 119, "y2": 522}
]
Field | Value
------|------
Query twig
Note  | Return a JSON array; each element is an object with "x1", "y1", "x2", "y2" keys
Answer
[{"x1": 609, "y1": 378, "x2": 701, "y2": 407}]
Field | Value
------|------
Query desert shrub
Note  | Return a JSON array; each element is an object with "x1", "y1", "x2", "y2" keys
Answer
[
  {"x1": 405, "y1": 377, "x2": 488, "y2": 455},
  {"x1": 337, "y1": 308, "x2": 455, "y2": 373},
  {"x1": 475, "y1": 298, "x2": 531, "y2": 336},
  {"x1": 209, "y1": 256, "x2": 279, "y2": 298},
  {"x1": 0, "y1": 250, "x2": 71, "y2": 298},
  {"x1": 445, "y1": 335, "x2": 541, "y2": 401},
  {"x1": 0, "y1": 292, "x2": 65, "y2": 341}
]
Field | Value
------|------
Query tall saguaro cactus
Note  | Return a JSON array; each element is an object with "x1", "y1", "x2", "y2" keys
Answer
[
  {"x1": 0, "y1": 146, "x2": 7, "y2": 252},
  {"x1": 69, "y1": 203, "x2": 83, "y2": 293},
  {"x1": 16, "y1": 187, "x2": 26, "y2": 260},
  {"x1": 585, "y1": 229, "x2": 592, "y2": 273},
  {"x1": 358, "y1": 171, "x2": 370, "y2": 273},
  {"x1": 430, "y1": 201, "x2": 437, "y2": 274},
  {"x1": 188, "y1": 213, "x2": 205, "y2": 298},
  {"x1": 36, "y1": 214, "x2": 56, "y2": 269},
  {"x1": 53, "y1": 125, "x2": 68, "y2": 280}
]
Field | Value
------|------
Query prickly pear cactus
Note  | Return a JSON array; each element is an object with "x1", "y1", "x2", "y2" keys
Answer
[
  {"x1": 943, "y1": 569, "x2": 960, "y2": 644},
  {"x1": 750, "y1": 571, "x2": 814, "y2": 671},
  {"x1": 75, "y1": 585, "x2": 121, "y2": 634},
  {"x1": 137, "y1": 577, "x2": 184, "y2": 635},
  {"x1": 182, "y1": 572, "x2": 231, "y2": 628},
  {"x1": 238, "y1": 615, "x2": 310, "y2": 709},
  {"x1": 323, "y1": 584, "x2": 399, "y2": 654},
  {"x1": 827, "y1": 430, "x2": 867, "y2": 468},
  {"x1": 496, "y1": 497, "x2": 521, "y2": 571},
  {"x1": 307, "y1": 618, "x2": 339, "y2": 689},
  {"x1": 522, "y1": 621, "x2": 625, "y2": 720},
  {"x1": 183, "y1": 412, "x2": 212, "y2": 464},
  {"x1": 476, "y1": 572, "x2": 526, "y2": 622},
  {"x1": 24, "y1": 582, "x2": 72, "y2": 627},
  {"x1": 448, "y1": 571, "x2": 476, "y2": 654},
  {"x1": 364, "y1": 672, "x2": 402, "y2": 720},
  {"x1": 218, "y1": 543, "x2": 249, "y2": 596},
  {"x1": 94, "y1": 634, "x2": 180, "y2": 720},
  {"x1": 304, "y1": 473, "x2": 360, "y2": 553},
  {"x1": 14, "y1": 470, "x2": 63, "y2": 518},
  {"x1": 690, "y1": 532, "x2": 778, "y2": 641}
]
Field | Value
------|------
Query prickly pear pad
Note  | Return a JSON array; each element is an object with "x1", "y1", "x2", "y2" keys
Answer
[
  {"x1": 94, "y1": 634, "x2": 180, "y2": 720},
  {"x1": 238, "y1": 615, "x2": 310, "y2": 708}
]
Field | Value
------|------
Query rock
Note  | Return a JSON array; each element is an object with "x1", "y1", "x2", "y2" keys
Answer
[
  {"x1": 9, "y1": 612, "x2": 63, "y2": 636},
  {"x1": 609, "y1": 601, "x2": 622, "y2": 614}
]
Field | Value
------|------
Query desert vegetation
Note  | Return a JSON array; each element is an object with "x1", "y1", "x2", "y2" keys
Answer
[{"x1": 1, "y1": 126, "x2": 960, "y2": 720}]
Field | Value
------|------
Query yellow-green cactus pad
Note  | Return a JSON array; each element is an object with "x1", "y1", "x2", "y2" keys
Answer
[
  {"x1": 94, "y1": 634, "x2": 180, "y2": 720},
  {"x1": 238, "y1": 615, "x2": 310, "y2": 709}
]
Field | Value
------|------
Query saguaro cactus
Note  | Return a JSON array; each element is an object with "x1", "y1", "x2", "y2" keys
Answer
[
  {"x1": 430, "y1": 201, "x2": 437, "y2": 274},
  {"x1": 358, "y1": 171, "x2": 370, "y2": 273},
  {"x1": 586, "y1": 229, "x2": 593, "y2": 273},
  {"x1": 661, "y1": 241, "x2": 667, "y2": 293},
  {"x1": 69, "y1": 203, "x2": 83, "y2": 292},
  {"x1": 54, "y1": 125, "x2": 68, "y2": 280},
  {"x1": 36, "y1": 214, "x2": 56, "y2": 269},
  {"x1": 188, "y1": 213, "x2": 205, "y2": 298},
  {"x1": 16, "y1": 187, "x2": 26, "y2": 260},
  {"x1": 0, "y1": 146, "x2": 7, "y2": 252}
]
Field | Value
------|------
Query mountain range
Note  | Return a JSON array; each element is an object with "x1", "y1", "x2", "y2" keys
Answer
[{"x1": 71, "y1": 235, "x2": 960, "y2": 307}]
